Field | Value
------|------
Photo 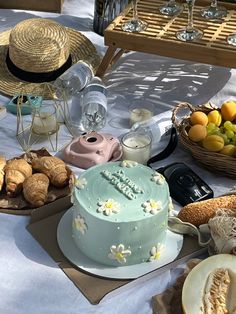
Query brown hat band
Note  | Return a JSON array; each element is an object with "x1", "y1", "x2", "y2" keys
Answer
[{"x1": 6, "y1": 50, "x2": 72, "y2": 83}]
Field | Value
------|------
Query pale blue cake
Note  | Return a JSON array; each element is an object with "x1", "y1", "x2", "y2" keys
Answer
[{"x1": 72, "y1": 160, "x2": 171, "y2": 267}]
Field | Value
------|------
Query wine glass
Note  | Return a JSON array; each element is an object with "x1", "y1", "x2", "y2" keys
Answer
[
  {"x1": 200, "y1": 0, "x2": 227, "y2": 19},
  {"x1": 176, "y1": 0, "x2": 203, "y2": 42},
  {"x1": 122, "y1": 0, "x2": 148, "y2": 33},
  {"x1": 227, "y1": 33, "x2": 236, "y2": 46},
  {"x1": 159, "y1": 0, "x2": 183, "y2": 16}
]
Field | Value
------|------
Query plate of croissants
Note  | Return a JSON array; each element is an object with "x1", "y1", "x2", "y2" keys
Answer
[{"x1": 0, "y1": 149, "x2": 73, "y2": 215}]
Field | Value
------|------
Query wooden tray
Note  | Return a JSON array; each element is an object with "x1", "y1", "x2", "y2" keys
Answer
[{"x1": 96, "y1": 0, "x2": 236, "y2": 76}]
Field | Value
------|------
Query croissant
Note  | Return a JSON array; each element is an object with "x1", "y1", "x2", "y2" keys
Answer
[
  {"x1": 5, "y1": 158, "x2": 32, "y2": 196},
  {"x1": 32, "y1": 156, "x2": 68, "y2": 188},
  {"x1": 0, "y1": 156, "x2": 6, "y2": 192},
  {"x1": 23, "y1": 173, "x2": 49, "y2": 207}
]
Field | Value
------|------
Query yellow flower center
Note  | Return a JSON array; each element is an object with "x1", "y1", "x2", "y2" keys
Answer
[
  {"x1": 76, "y1": 220, "x2": 82, "y2": 229},
  {"x1": 106, "y1": 201, "x2": 113, "y2": 209},
  {"x1": 150, "y1": 200, "x2": 157, "y2": 208},
  {"x1": 115, "y1": 252, "x2": 124, "y2": 259},
  {"x1": 154, "y1": 251, "x2": 161, "y2": 259}
]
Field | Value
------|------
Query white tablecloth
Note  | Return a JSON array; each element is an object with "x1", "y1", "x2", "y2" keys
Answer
[{"x1": 0, "y1": 1, "x2": 235, "y2": 313}]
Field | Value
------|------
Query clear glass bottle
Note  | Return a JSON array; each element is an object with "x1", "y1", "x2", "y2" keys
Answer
[
  {"x1": 80, "y1": 77, "x2": 108, "y2": 132},
  {"x1": 53, "y1": 60, "x2": 94, "y2": 98}
]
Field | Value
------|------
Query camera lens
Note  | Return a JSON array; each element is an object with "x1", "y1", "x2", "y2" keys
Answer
[{"x1": 87, "y1": 137, "x2": 97, "y2": 143}]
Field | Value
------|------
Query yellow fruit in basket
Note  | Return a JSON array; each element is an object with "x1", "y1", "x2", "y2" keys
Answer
[
  {"x1": 221, "y1": 100, "x2": 236, "y2": 122},
  {"x1": 188, "y1": 124, "x2": 207, "y2": 142},
  {"x1": 219, "y1": 144, "x2": 236, "y2": 156},
  {"x1": 202, "y1": 134, "x2": 224, "y2": 152},
  {"x1": 207, "y1": 110, "x2": 222, "y2": 126},
  {"x1": 190, "y1": 111, "x2": 208, "y2": 126}
]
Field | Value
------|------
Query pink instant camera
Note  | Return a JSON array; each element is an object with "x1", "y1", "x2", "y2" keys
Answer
[{"x1": 63, "y1": 131, "x2": 123, "y2": 169}]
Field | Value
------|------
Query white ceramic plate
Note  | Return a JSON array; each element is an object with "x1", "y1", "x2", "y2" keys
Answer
[{"x1": 57, "y1": 208, "x2": 183, "y2": 279}]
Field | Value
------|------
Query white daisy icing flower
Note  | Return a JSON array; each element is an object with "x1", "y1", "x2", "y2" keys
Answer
[
  {"x1": 142, "y1": 199, "x2": 162, "y2": 215},
  {"x1": 121, "y1": 160, "x2": 138, "y2": 168},
  {"x1": 75, "y1": 177, "x2": 87, "y2": 190},
  {"x1": 149, "y1": 243, "x2": 165, "y2": 262},
  {"x1": 73, "y1": 215, "x2": 87, "y2": 235},
  {"x1": 97, "y1": 199, "x2": 120, "y2": 216},
  {"x1": 151, "y1": 172, "x2": 165, "y2": 185},
  {"x1": 108, "y1": 244, "x2": 131, "y2": 264}
]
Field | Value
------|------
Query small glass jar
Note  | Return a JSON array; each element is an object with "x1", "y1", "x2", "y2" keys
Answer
[
  {"x1": 121, "y1": 131, "x2": 152, "y2": 165},
  {"x1": 129, "y1": 102, "x2": 154, "y2": 127},
  {"x1": 32, "y1": 103, "x2": 58, "y2": 135}
]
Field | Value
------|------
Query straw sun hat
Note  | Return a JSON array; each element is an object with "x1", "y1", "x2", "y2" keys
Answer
[{"x1": 0, "y1": 18, "x2": 101, "y2": 98}]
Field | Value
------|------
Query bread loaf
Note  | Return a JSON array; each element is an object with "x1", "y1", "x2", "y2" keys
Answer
[{"x1": 177, "y1": 195, "x2": 236, "y2": 226}]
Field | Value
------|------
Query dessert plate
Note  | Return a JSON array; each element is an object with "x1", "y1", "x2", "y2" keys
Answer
[{"x1": 57, "y1": 208, "x2": 183, "y2": 280}]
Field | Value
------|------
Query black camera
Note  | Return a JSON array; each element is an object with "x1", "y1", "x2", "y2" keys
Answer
[{"x1": 156, "y1": 162, "x2": 214, "y2": 206}]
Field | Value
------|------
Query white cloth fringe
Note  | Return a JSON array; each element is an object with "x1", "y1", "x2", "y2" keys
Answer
[{"x1": 208, "y1": 208, "x2": 236, "y2": 255}]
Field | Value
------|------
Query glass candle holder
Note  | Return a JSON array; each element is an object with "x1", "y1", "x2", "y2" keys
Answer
[
  {"x1": 129, "y1": 102, "x2": 154, "y2": 127},
  {"x1": 121, "y1": 131, "x2": 152, "y2": 165},
  {"x1": 129, "y1": 108, "x2": 154, "y2": 127},
  {"x1": 32, "y1": 104, "x2": 58, "y2": 135}
]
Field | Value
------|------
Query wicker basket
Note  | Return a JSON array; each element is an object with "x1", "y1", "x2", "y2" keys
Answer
[{"x1": 172, "y1": 102, "x2": 236, "y2": 179}]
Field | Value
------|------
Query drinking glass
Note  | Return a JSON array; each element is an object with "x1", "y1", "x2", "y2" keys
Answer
[
  {"x1": 227, "y1": 33, "x2": 236, "y2": 46},
  {"x1": 159, "y1": 0, "x2": 183, "y2": 16},
  {"x1": 176, "y1": 0, "x2": 203, "y2": 42},
  {"x1": 122, "y1": 0, "x2": 148, "y2": 33},
  {"x1": 200, "y1": 0, "x2": 227, "y2": 19}
]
